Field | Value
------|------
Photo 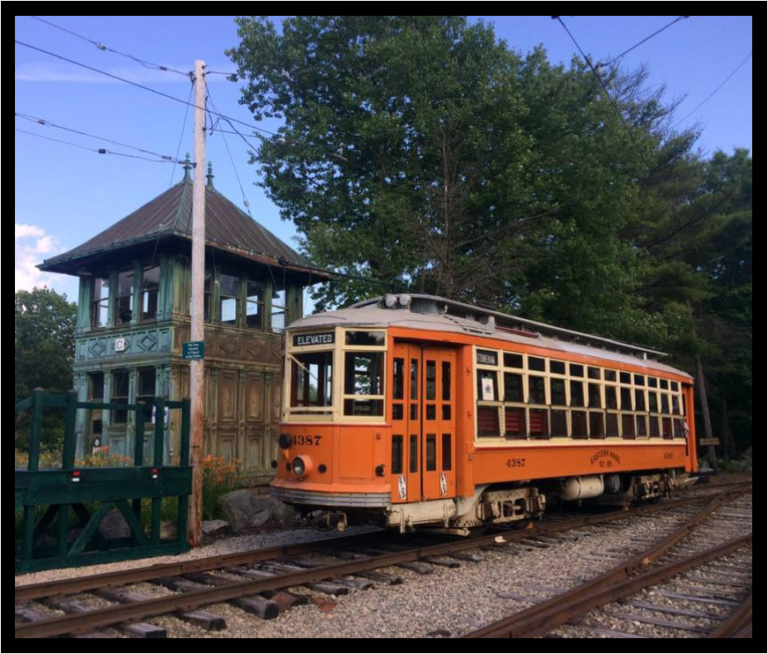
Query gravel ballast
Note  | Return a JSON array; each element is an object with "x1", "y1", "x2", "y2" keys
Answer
[{"x1": 16, "y1": 482, "x2": 751, "y2": 639}]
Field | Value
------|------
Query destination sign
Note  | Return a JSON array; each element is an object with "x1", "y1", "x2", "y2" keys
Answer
[
  {"x1": 476, "y1": 349, "x2": 498, "y2": 366},
  {"x1": 293, "y1": 332, "x2": 336, "y2": 348}
]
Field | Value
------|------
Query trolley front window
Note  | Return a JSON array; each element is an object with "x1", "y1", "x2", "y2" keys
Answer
[{"x1": 291, "y1": 351, "x2": 334, "y2": 408}]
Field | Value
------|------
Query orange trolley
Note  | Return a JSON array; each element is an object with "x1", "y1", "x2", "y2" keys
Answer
[{"x1": 272, "y1": 295, "x2": 697, "y2": 533}]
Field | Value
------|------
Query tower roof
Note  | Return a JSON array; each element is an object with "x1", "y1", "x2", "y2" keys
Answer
[{"x1": 38, "y1": 167, "x2": 328, "y2": 280}]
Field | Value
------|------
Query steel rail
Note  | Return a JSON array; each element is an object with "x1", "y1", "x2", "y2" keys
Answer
[
  {"x1": 465, "y1": 497, "x2": 752, "y2": 639},
  {"x1": 469, "y1": 533, "x2": 752, "y2": 639},
  {"x1": 708, "y1": 592, "x2": 753, "y2": 638},
  {"x1": 16, "y1": 483, "x2": 749, "y2": 604},
  {"x1": 15, "y1": 491, "x2": 752, "y2": 638},
  {"x1": 14, "y1": 530, "x2": 381, "y2": 604},
  {"x1": 465, "y1": 494, "x2": 729, "y2": 637}
]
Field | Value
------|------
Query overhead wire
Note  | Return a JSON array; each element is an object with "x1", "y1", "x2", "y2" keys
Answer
[
  {"x1": 15, "y1": 112, "x2": 189, "y2": 164},
  {"x1": 552, "y1": 17, "x2": 652, "y2": 170},
  {"x1": 16, "y1": 127, "x2": 181, "y2": 163},
  {"x1": 168, "y1": 81, "x2": 196, "y2": 187},
  {"x1": 206, "y1": 87, "x2": 255, "y2": 216},
  {"x1": 16, "y1": 39, "x2": 352, "y2": 165},
  {"x1": 673, "y1": 51, "x2": 753, "y2": 126},
  {"x1": 597, "y1": 16, "x2": 691, "y2": 68},
  {"x1": 14, "y1": 39, "x2": 420, "y2": 295},
  {"x1": 28, "y1": 15, "x2": 192, "y2": 78}
]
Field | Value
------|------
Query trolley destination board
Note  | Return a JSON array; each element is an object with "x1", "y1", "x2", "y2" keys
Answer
[{"x1": 293, "y1": 332, "x2": 336, "y2": 347}]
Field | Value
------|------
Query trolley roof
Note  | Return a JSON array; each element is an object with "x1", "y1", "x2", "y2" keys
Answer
[{"x1": 289, "y1": 294, "x2": 692, "y2": 380}]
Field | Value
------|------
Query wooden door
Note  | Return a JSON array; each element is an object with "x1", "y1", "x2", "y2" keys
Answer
[
  {"x1": 390, "y1": 343, "x2": 456, "y2": 503},
  {"x1": 421, "y1": 346, "x2": 457, "y2": 501}
]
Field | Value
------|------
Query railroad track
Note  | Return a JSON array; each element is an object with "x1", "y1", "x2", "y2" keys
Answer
[
  {"x1": 464, "y1": 488, "x2": 752, "y2": 639},
  {"x1": 15, "y1": 482, "x2": 751, "y2": 639}
]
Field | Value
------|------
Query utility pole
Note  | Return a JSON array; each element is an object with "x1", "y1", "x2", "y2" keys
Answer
[
  {"x1": 189, "y1": 59, "x2": 206, "y2": 546},
  {"x1": 695, "y1": 354, "x2": 719, "y2": 473},
  {"x1": 690, "y1": 314, "x2": 718, "y2": 474}
]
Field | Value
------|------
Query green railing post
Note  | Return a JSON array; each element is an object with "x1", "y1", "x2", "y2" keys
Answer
[
  {"x1": 154, "y1": 398, "x2": 167, "y2": 468},
  {"x1": 62, "y1": 391, "x2": 79, "y2": 470},
  {"x1": 57, "y1": 504, "x2": 70, "y2": 560},
  {"x1": 28, "y1": 388, "x2": 45, "y2": 473},
  {"x1": 133, "y1": 403, "x2": 149, "y2": 543},
  {"x1": 58, "y1": 391, "x2": 79, "y2": 559},
  {"x1": 20, "y1": 390, "x2": 44, "y2": 566},
  {"x1": 22, "y1": 507, "x2": 36, "y2": 564},
  {"x1": 177, "y1": 399, "x2": 192, "y2": 543},
  {"x1": 134, "y1": 402, "x2": 147, "y2": 467},
  {"x1": 179, "y1": 399, "x2": 191, "y2": 467},
  {"x1": 151, "y1": 398, "x2": 167, "y2": 544}
]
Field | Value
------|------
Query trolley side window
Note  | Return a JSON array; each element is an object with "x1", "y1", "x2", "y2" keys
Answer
[
  {"x1": 343, "y1": 352, "x2": 385, "y2": 416},
  {"x1": 476, "y1": 349, "x2": 502, "y2": 438}
]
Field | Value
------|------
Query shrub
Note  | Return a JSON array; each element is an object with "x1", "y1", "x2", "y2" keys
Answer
[
  {"x1": 202, "y1": 455, "x2": 243, "y2": 521},
  {"x1": 76, "y1": 447, "x2": 134, "y2": 469}
]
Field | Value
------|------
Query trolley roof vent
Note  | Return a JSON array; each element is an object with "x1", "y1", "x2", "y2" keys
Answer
[
  {"x1": 351, "y1": 294, "x2": 667, "y2": 360},
  {"x1": 444, "y1": 314, "x2": 495, "y2": 336}
]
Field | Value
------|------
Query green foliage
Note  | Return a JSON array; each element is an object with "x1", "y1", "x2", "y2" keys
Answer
[
  {"x1": 15, "y1": 288, "x2": 76, "y2": 449},
  {"x1": 14, "y1": 446, "x2": 136, "y2": 472},
  {"x1": 15, "y1": 288, "x2": 77, "y2": 399},
  {"x1": 228, "y1": 17, "x2": 751, "y2": 455},
  {"x1": 202, "y1": 455, "x2": 243, "y2": 521},
  {"x1": 640, "y1": 148, "x2": 752, "y2": 455},
  {"x1": 15, "y1": 409, "x2": 68, "y2": 453}
]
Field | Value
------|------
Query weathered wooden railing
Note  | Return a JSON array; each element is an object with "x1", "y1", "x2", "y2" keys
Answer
[{"x1": 14, "y1": 389, "x2": 192, "y2": 574}]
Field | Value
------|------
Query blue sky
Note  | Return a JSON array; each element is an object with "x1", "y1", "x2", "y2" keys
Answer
[{"x1": 15, "y1": 15, "x2": 753, "y2": 303}]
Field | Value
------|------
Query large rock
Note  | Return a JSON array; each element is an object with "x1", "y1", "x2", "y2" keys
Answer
[
  {"x1": 262, "y1": 496, "x2": 297, "y2": 526},
  {"x1": 220, "y1": 490, "x2": 294, "y2": 533},
  {"x1": 160, "y1": 521, "x2": 178, "y2": 541},
  {"x1": 202, "y1": 520, "x2": 230, "y2": 539},
  {"x1": 98, "y1": 509, "x2": 131, "y2": 540}
]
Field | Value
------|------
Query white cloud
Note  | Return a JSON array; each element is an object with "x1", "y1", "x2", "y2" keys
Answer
[
  {"x1": 14, "y1": 223, "x2": 66, "y2": 292},
  {"x1": 15, "y1": 224, "x2": 45, "y2": 240},
  {"x1": 34, "y1": 235, "x2": 56, "y2": 255}
]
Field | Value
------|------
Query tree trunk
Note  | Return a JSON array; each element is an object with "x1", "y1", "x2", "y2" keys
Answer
[
  {"x1": 695, "y1": 354, "x2": 718, "y2": 473},
  {"x1": 721, "y1": 399, "x2": 736, "y2": 460}
]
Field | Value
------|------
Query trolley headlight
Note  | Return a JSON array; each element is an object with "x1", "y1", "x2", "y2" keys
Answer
[{"x1": 292, "y1": 457, "x2": 307, "y2": 478}]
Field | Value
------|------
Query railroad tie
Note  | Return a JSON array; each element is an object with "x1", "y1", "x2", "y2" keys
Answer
[
  {"x1": 260, "y1": 590, "x2": 311, "y2": 610},
  {"x1": 355, "y1": 571, "x2": 404, "y2": 586},
  {"x1": 95, "y1": 587, "x2": 227, "y2": 632},
  {"x1": 331, "y1": 577, "x2": 375, "y2": 591},
  {"x1": 396, "y1": 561, "x2": 434, "y2": 576},
  {"x1": 230, "y1": 596, "x2": 280, "y2": 620},
  {"x1": 326, "y1": 550, "x2": 368, "y2": 561},
  {"x1": 158, "y1": 577, "x2": 282, "y2": 620},
  {"x1": 45, "y1": 597, "x2": 167, "y2": 639},
  {"x1": 305, "y1": 581, "x2": 351, "y2": 597},
  {"x1": 449, "y1": 552, "x2": 484, "y2": 564},
  {"x1": 421, "y1": 557, "x2": 462, "y2": 569},
  {"x1": 225, "y1": 566, "x2": 277, "y2": 580},
  {"x1": 15, "y1": 606, "x2": 50, "y2": 624}
]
